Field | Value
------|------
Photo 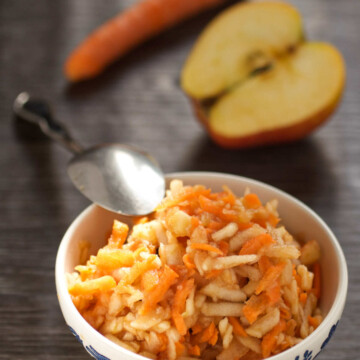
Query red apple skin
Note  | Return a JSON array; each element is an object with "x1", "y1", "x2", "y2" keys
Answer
[{"x1": 190, "y1": 90, "x2": 344, "y2": 149}]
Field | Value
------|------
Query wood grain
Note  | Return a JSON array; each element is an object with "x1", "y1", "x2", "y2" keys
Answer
[{"x1": 0, "y1": 0, "x2": 359, "y2": 358}]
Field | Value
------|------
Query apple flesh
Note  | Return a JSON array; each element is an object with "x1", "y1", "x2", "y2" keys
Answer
[{"x1": 181, "y1": 2, "x2": 345, "y2": 148}]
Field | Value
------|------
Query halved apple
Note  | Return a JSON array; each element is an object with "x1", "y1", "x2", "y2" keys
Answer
[{"x1": 181, "y1": 1, "x2": 345, "y2": 148}]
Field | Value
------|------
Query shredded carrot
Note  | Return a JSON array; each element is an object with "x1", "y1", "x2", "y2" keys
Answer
[
  {"x1": 140, "y1": 268, "x2": 160, "y2": 293},
  {"x1": 261, "y1": 319, "x2": 286, "y2": 358},
  {"x1": 157, "y1": 186, "x2": 210, "y2": 211},
  {"x1": 252, "y1": 212, "x2": 280, "y2": 228},
  {"x1": 172, "y1": 278, "x2": 195, "y2": 335},
  {"x1": 308, "y1": 315, "x2": 321, "y2": 329},
  {"x1": 280, "y1": 306, "x2": 291, "y2": 321},
  {"x1": 188, "y1": 344, "x2": 201, "y2": 356},
  {"x1": 191, "y1": 216, "x2": 200, "y2": 232},
  {"x1": 243, "y1": 193, "x2": 262, "y2": 209},
  {"x1": 204, "y1": 269, "x2": 222, "y2": 279},
  {"x1": 243, "y1": 293, "x2": 268, "y2": 324},
  {"x1": 183, "y1": 253, "x2": 196, "y2": 269},
  {"x1": 175, "y1": 341, "x2": 185, "y2": 356},
  {"x1": 157, "y1": 333, "x2": 168, "y2": 352},
  {"x1": 299, "y1": 292, "x2": 308, "y2": 305},
  {"x1": 265, "y1": 281, "x2": 281, "y2": 305},
  {"x1": 312, "y1": 262, "x2": 321, "y2": 299},
  {"x1": 240, "y1": 233, "x2": 275, "y2": 255},
  {"x1": 268, "y1": 213, "x2": 280, "y2": 227},
  {"x1": 208, "y1": 221, "x2": 224, "y2": 231},
  {"x1": 229, "y1": 317, "x2": 248, "y2": 337},
  {"x1": 191, "y1": 323, "x2": 203, "y2": 335},
  {"x1": 255, "y1": 262, "x2": 286, "y2": 295},
  {"x1": 199, "y1": 195, "x2": 221, "y2": 215},
  {"x1": 258, "y1": 255, "x2": 273, "y2": 274},
  {"x1": 199, "y1": 322, "x2": 216, "y2": 343},
  {"x1": 133, "y1": 216, "x2": 149, "y2": 225},
  {"x1": 190, "y1": 243, "x2": 223, "y2": 255},
  {"x1": 141, "y1": 265, "x2": 178, "y2": 314},
  {"x1": 132, "y1": 246, "x2": 149, "y2": 260},
  {"x1": 108, "y1": 220, "x2": 129, "y2": 248},
  {"x1": 209, "y1": 327, "x2": 219, "y2": 345},
  {"x1": 218, "y1": 241, "x2": 229, "y2": 255},
  {"x1": 121, "y1": 255, "x2": 158, "y2": 285},
  {"x1": 221, "y1": 185, "x2": 236, "y2": 205}
]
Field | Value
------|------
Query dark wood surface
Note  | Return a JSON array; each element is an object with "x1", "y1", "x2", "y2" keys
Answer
[{"x1": 0, "y1": 0, "x2": 359, "y2": 359}]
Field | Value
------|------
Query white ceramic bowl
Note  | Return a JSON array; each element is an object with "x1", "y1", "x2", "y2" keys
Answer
[{"x1": 56, "y1": 172, "x2": 348, "y2": 360}]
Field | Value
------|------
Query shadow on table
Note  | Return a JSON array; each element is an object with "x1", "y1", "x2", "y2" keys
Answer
[
  {"x1": 178, "y1": 134, "x2": 339, "y2": 210},
  {"x1": 12, "y1": 116, "x2": 88, "y2": 224}
]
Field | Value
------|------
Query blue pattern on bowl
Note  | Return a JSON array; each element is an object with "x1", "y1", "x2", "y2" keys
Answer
[
  {"x1": 85, "y1": 345, "x2": 111, "y2": 360},
  {"x1": 294, "y1": 321, "x2": 339, "y2": 360},
  {"x1": 68, "y1": 326, "x2": 110, "y2": 360},
  {"x1": 321, "y1": 321, "x2": 339, "y2": 350}
]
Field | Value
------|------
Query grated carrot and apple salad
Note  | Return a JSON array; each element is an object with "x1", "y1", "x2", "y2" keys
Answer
[{"x1": 67, "y1": 180, "x2": 322, "y2": 360}]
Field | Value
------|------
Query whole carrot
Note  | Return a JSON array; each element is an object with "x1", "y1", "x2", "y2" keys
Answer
[{"x1": 65, "y1": 0, "x2": 225, "y2": 81}]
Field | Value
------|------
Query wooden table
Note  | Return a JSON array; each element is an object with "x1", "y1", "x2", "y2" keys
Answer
[{"x1": 0, "y1": 0, "x2": 359, "y2": 358}]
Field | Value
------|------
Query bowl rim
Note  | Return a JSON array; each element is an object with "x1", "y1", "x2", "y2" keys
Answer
[{"x1": 56, "y1": 171, "x2": 348, "y2": 360}]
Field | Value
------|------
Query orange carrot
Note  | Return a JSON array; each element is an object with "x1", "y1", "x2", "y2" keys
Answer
[
  {"x1": 265, "y1": 281, "x2": 281, "y2": 305},
  {"x1": 159, "y1": 186, "x2": 211, "y2": 211},
  {"x1": 133, "y1": 216, "x2": 148, "y2": 225},
  {"x1": 121, "y1": 255, "x2": 158, "y2": 285},
  {"x1": 308, "y1": 315, "x2": 321, "y2": 329},
  {"x1": 191, "y1": 323, "x2": 203, "y2": 335},
  {"x1": 239, "y1": 234, "x2": 275, "y2": 255},
  {"x1": 65, "y1": 0, "x2": 226, "y2": 81},
  {"x1": 108, "y1": 220, "x2": 129, "y2": 248},
  {"x1": 218, "y1": 241, "x2": 229, "y2": 255},
  {"x1": 191, "y1": 216, "x2": 200, "y2": 232},
  {"x1": 252, "y1": 212, "x2": 280, "y2": 228},
  {"x1": 208, "y1": 221, "x2": 225, "y2": 231},
  {"x1": 188, "y1": 344, "x2": 201, "y2": 356},
  {"x1": 141, "y1": 268, "x2": 160, "y2": 293},
  {"x1": 157, "y1": 333, "x2": 168, "y2": 352},
  {"x1": 243, "y1": 293, "x2": 268, "y2": 324},
  {"x1": 279, "y1": 306, "x2": 291, "y2": 321},
  {"x1": 221, "y1": 185, "x2": 236, "y2": 205},
  {"x1": 204, "y1": 269, "x2": 222, "y2": 279},
  {"x1": 183, "y1": 253, "x2": 196, "y2": 269},
  {"x1": 199, "y1": 322, "x2": 216, "y2": 343},
  {"x1": 175, "y1": 341, "x2": 185, "y2": 356},
  {"x1": 255, "y1": 262, "x2": 286, "y2": 295},
  {"x1": 299, "y1": 292, "x2": 308, "y2": 305},
  {"x1": 229, "y1": 317, "x2": 248, "y2": 337},
  {"x1": 209, "y1": 327, "x2": 219, "y2": 345},
  {"x1": 199, "y1": 195, "x2": 221, "y2": 215},
  {"x1": 172, "y1": 278, "x2": 195, "y2": 335},
  {"x1": 258, "y1": 255, "x2": 272, "y2": 274},
  {"x1": 190, "y1": 242, "x2": 223, "y2": 255},
  {"x1": 312, "y1": 262, "x2": 321, "y2": 299},
  {"x1": 261, "y1": 319, "x2": 286, "y2": 358},
  {"x1": 141, "y1": 265, "x2": 178, "y2": 314},
  {"x1": 243, "y1": 193, "x2": 262, "y2": 209},
  {"x1": 268, "y1": 213, "x2": 280, "y2": 227}
]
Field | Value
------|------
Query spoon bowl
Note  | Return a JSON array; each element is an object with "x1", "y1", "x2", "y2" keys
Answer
[
  {"x1": 13, "y1": 92, "x2": 165, "y2": 216},
  {"x1": 67, "y1": 143, "x2": 164, "y2": 215}
]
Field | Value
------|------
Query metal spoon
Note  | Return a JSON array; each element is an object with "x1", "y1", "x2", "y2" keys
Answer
[{"x1": 13, "y1": 92, "x2": 165, "y2": 216}]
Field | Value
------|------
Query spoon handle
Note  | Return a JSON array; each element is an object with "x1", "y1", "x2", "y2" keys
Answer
[{"x1": 13, "y1": 92, "x2": 83, "y2": 154}]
